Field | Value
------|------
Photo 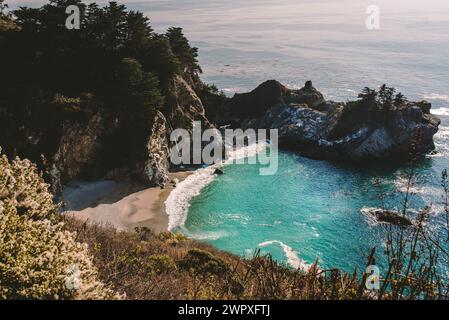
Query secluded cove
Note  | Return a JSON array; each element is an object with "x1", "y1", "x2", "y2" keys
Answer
[{"x1": 173, "y1": 119, "x2": 449, "y2": 273}]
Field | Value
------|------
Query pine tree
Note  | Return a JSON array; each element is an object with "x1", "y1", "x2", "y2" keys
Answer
[
  {"x1": 166, "y1": 27, "x2": 201, "y2": 75},
  {"x1": 394, "y1": 92, "x2": 406, "y2": 107},
  {"x1": 378, "y1": 84, "x2": 395, "y2": 110},
  {"x1": 358, "y1": 87, "x2": 377, "y2": 102}
]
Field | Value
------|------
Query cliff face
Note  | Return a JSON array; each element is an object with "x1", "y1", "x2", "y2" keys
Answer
[
  {"x1": 53, "y1": 113, "x2": 105, "y2": 184},
  {"x1": 0, "y1": 70, "x2": 214, "y2": 194},
  {"x1": 46, "y1": 74, "x2": 211, "y2": 191},
  {"x1": 144, "y1": 111, "x2": 170, "y2": 186},
  {"x1": 3, "y1": 74, "x2": 441, "y2": 193},
  {"x1": 222, "y1": 80, "x2": 440, "y2": 162},
  {"x1": 168, "y1": 75, "x2": 212, "y2": 129}
]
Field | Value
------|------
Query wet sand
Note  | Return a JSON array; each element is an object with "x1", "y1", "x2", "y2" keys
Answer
[{"x1": 64, "y1": 171, "x2": 192, "y2": 233}]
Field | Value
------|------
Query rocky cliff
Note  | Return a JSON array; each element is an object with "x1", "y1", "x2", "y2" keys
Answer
[
  {"x1": 220, "y1": 80, "x2": 440, "y2": 162},
  {"x1": 50, "y1": 75, "x2": 210, "y2": 190}
]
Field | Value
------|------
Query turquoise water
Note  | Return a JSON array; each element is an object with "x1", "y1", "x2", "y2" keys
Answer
[{"x1": 183, "y1": 147, "x2": 449, "y2": 271}]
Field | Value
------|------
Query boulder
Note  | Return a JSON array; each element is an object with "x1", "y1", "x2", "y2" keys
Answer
[{"x1": 363, "y1": 208, "x2": 413, "y2": 227}]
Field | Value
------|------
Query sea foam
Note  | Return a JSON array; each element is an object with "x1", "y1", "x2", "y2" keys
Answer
[
  {"x1": 165, "y1": 142, "x2": 268, "y2": 231},
  {"x1": 423, "y1": 94, "x2": 449, "y2": 103},
  {"x1": 258, "y1": 240, "x2": 311, "y2": 271},
  {"x1": 432, "y1": 107, "x2": 449, "y2": 116}
]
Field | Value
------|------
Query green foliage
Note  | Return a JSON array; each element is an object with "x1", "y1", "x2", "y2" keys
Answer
[
  {"x1": 157, "y1": 231, "x2": 187, "y2": 246},
  {"x1": 358, "y1": 86, "x2": 377, "y2": 102},
  {"x1": 52, "y1": 94, "x2": 82, "y2": 114},
  {"x1": 166, "y1": 27, "x2": 201, "y2": 76},
  {"x1": 0, "y1": 1, "x2": 195, "y2": 113},
  {"x1": 0, "y1": 1, "x2": 210, "y2": 167},
  {"x1": 0, "y1": 149, "x2": 119, "y2": 299},
  {"x1": 146, "y1": 255, "x2": 177, "y2": 275},
  {"x1": 378, "y1": 84, "x2": 396, "y2": 109},
  {"x1": 144, "y1": 34, "x2": 180, "y2": 85},
  {"x1": 330, "y1": 84, "x2": 408, "y2": 139},
  {"x1": 181, "y1": 249, "x2": 229, "y2": 276},
  {"x1": 197, "y1": 83, "x2": 227, "y2": 121},
  {"x1": 394, "y1": 92, "x2": 407, "y2": 107},
  {"x1": 112, "y1": 57, "x2": 164, "y2": 112},
  {"x1": 357, "y1": 85, "x2": 407, "y2": 110}
]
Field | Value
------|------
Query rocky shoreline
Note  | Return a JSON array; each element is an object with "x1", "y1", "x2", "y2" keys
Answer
[{"x1": 216, "y1": 80, "x2": 441, "y2": 162}]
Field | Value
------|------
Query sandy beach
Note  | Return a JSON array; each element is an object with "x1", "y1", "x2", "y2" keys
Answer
[{"x1": 63, "y1": 171, "x2": 193, "y2": 233}]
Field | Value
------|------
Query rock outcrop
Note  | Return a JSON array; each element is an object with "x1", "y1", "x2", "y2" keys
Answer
[
  {"x1": 53, "y1": 113, "x2": 105, "y2": 183},
  {"x1": 47, "y1": 75, "x2": 210, "y2": 190},
  {"x1": 222, "y1": 80, "x2": 440, "y2": 162},
  {"x1": 145, "y1": 111, "x2": 170, "y2": 186},
  {"x1": 169, "y1": 75, "x2": 211, "y2": 130},
  {"x1": 362, "y1": 208, "x2": 412, "y2": 227}
]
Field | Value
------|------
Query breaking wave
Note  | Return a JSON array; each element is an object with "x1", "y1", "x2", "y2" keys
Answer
[
  {"x1": 258, "y1": 240, "x2": 311, "y2": 271},
  {"x1": 165, "y1": 142, "x2": 268, "y2": 231},
  {"x1": 423, "y1": 94, "x2": 449, "y2": 103},
  {"x1": 432, "y1": 107, "x2": 449, "y2": 116}
]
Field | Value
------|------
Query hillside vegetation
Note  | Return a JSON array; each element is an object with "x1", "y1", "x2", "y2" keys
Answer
[{"x1": 0, "y1": 0, "x2": 225, "y2": 188}]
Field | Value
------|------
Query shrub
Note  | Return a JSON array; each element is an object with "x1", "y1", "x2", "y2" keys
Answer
[
  {"x1": 0, "y1": 149, "x2": 119, "y2": 299},
  {"x1": 180, "y1": 249, "x2": 229, "y2": 276},
  {"x1": 146, "y1": 255, "x2": 177, "y2": 275},
  {"x1": 0, "y1": 152, "x2": 57, "y2": 222}
]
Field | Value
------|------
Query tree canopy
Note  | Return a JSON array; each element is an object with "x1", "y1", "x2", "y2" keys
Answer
[
  {"x1": 357, "y1": 84, "x2": 407, "y2": 111},
  {"x1": 0, "y1": 0, "x2": 208, "y2": 164},
  {"x1": 0, "y1": 0, "x2": 204, "y2": 111}
]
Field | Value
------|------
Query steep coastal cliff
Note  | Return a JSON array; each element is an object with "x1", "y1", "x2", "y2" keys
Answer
[
  {"x1": 49, "y1": 74, "x2": 210, "y2": 189},
  {"x1": 0, "y1": 2, "x2": 215, "y2": 193}
]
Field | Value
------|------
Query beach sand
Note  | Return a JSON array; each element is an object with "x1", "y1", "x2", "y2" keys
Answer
[{"x1": 64, "y1": 171, "x2": 192, "y2": 233}]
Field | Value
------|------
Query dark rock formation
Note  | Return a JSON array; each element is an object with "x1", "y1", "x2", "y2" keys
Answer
[
  {"x1": 214, "y1": 168, "x2": 224, "y2": 175},
  {"x1": 363, "y1": 208, "x2": 413, "y2": 227},
  {"x1": 221, "y1": 80, "x2": 440, "y2": 162},
  {"x1": 53, "y1": 113, "x2": 105, "y2": 183}
]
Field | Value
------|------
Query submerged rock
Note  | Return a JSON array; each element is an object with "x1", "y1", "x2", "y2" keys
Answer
[
  {"x1": 223, "y1": 80, "x2": 441, "y2": 162},
  {"x1": 362, "y1": 208, "x2": 413, "y2": 227}
]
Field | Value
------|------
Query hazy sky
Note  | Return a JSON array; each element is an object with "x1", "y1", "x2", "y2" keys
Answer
[{"x1": 7, "y1": 0, "x2": 449, "y2": 12}]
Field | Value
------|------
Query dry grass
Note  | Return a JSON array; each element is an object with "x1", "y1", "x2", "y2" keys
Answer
[{"x1": 64, "y1": 217, "x2": 372, "y2": 300}]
